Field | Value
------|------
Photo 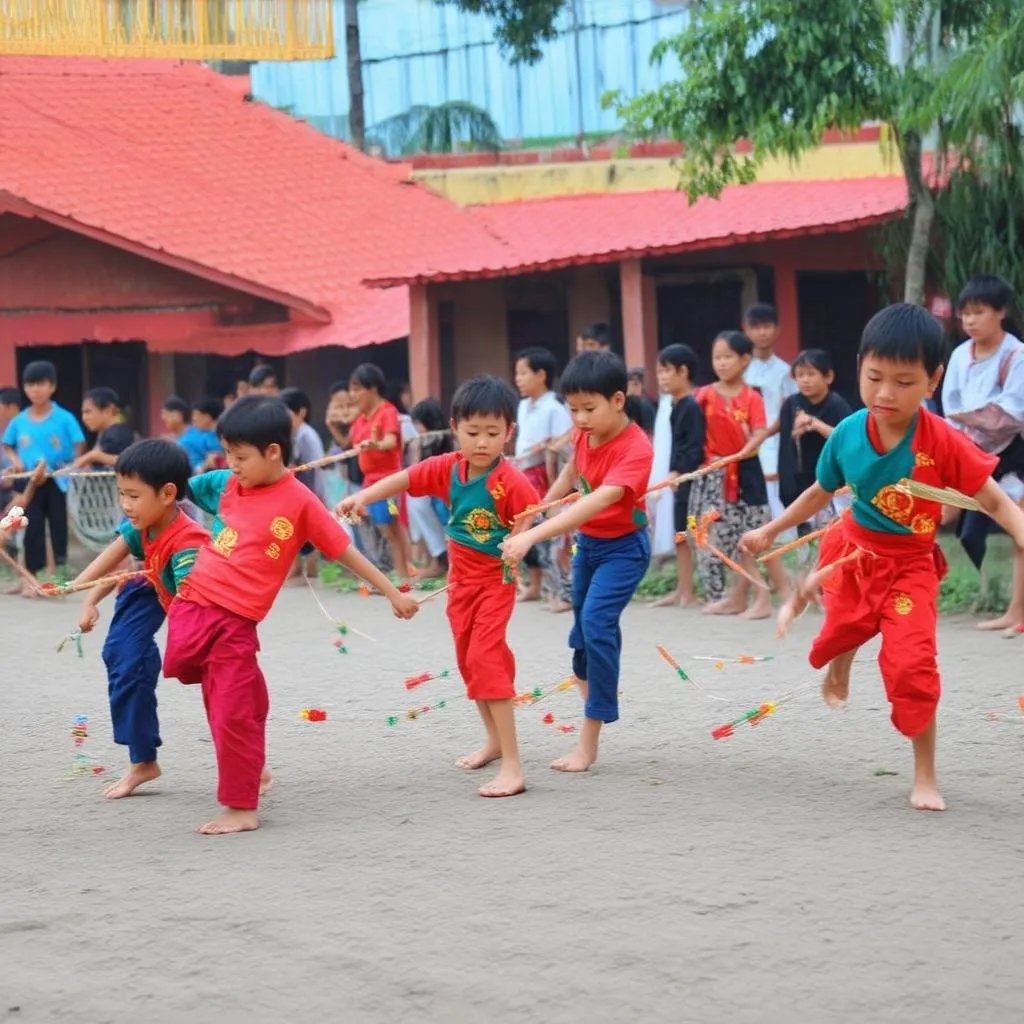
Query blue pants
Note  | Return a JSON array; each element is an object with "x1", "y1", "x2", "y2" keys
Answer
[
  {"x1": 568, "y1": 530, "x2": 650, "y2": 723},
  {"x1": 102, "y1": 580, "x2": 165, "y2": 763}
]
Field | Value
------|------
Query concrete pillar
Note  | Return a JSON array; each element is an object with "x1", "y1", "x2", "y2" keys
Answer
[
  {"x1": 773, "y1": 262, "x2": 801, "y2": 361},
  {"x1": 409, "y1": 283, "x2": 441, "y2": 404},
  {"x1": 0, "y1": 340, "x2": 17, "y2": 388},
  {"x1": 620, "y1": 259, "x2": 658, "y2": 384},
  {"x1": 146, "y1": 350, "x2": 176, "y2": 438}
]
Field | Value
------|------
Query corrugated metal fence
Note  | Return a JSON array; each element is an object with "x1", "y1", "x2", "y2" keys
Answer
[{"x1": 251, "y1": 0, "x2": 689, "y2": 144}]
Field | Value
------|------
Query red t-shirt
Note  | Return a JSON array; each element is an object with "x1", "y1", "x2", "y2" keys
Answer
[
  {"x1": 183, "y1": 471, "x2": 350, "y2": 622},
  {"x1": 696, "y1": 385, "x2": 767, "y2": 461},
  {"x1": 574, "y1": 422, "x2": 654, "y2": 538},
  {"x1": 350, "y1": 401, "x2": 402, "y2": 485},
  {"x1": 408, "y1": 452, "x2": 539, "y2": 583}
]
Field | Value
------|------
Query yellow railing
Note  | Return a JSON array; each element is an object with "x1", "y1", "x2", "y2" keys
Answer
[{"x1": 0, "y1": 0, "x2": 334, "y2": 60}]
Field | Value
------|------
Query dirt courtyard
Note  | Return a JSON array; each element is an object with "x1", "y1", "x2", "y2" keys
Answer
[{"x1": 2, "y1": 588, "x2": 1023, "y2": 1024}]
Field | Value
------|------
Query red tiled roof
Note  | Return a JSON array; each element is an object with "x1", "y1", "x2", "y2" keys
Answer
[
  {"x1": 366, "y1": 177, "x2": 909, "y2": 287},
  {"x1": 0, "y1": 57, "x2": 509, "y2": 352}
]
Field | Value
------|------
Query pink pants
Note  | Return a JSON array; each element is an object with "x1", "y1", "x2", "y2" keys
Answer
[{"x1": 164, "y1": 599, "x2": 268, "y2": 810}]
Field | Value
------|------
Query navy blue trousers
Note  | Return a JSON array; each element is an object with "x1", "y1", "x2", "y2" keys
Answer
[
  {"x1": 102, "y1": 580, "x2": 165, "y2": 764},
  {"x1": 568, "y1": 530, "x2": 650, "y2": 723}
]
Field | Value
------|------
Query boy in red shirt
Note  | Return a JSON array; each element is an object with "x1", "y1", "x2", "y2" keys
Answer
[
  {"x1": 502, "y1": 351, "x2": 653, "y2": 773},
  {"x1": 165, "y1": 396, "x2": 419, "y2": 835},
  {"x1": 339, "y1": 376, "x2": 538, "y2": 798},
  {"x1": 348, "y1": 362, "x2": 414, "y2": 578},
  {"x1": 742, "y1": 304, "x2": 1024, "y2": 810}
]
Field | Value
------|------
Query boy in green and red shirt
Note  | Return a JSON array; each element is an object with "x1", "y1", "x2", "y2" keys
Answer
[
  {"x1": 165, "y1": 396, "x2": 419, "y2": 836},
  {"x1": 501, "y1": 351, "x2": 654, "y2": 774},
  {"x1": 339, "y1": 376, "x2": 539, "y2": 798}
]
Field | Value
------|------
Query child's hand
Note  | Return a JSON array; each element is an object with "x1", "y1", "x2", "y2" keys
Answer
[
  {"x1": 500, "y1": 533, "x2": 532, "y2": 565},
  {"x1": 793, "y1": 410, "x2": 813, "y2": 437},
  {"x1": 335, "y1": 495, "x2": 366, "y2": 521},
  {"x1": 739, "y1": 526, "x2": 774, "y2": 555},
  {"x1": 79, "y1": 602, "x2": 100, "y2": 634},
  {"x1": 390, "y1": 592, "x2": 419, "y2": 620},
  {"x1": 29, "y1": 460, "x2": 48, "y2": 486}
]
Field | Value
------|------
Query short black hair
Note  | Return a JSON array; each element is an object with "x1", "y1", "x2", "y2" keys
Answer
[
  {"x1": 249, "y1": 364, "x2": 278, "y2": 388},
  {"x1": 957, "y1": 274, "x2": 1013, "y2": 313},
  {"x1": 560, "y1": 349, "x2": 628, "y2": 399},
  {"x1": 411, "y1": 397, "x2": 447, "y2": 433},
  {"x1": 116, "y1": 439, "x2": 191, "y2": 501},
  {"x1": 279, "y1": 387, "x2": 311, "y2": 416},
  {"x1": 792, "y1": 349, "x2": 834, "y2": 376},
  {"x1": 578, "y1": 322, "x2": 610, "y2": 347},
  {"x1": 714, "y1": 330, "x2": 754, "y2": 359},
  {"x1": 22, "y1": 360, "x2": 56, "y2": 385},
  {"x1": 350, "y1": 363, "x2": 386, "y2": 392},
  {"x1": 450, "y1": 375, "x2": 518, "y2": 426},
  {"x1": 216, "y1": 394, "x2": 293, "y2": 463},
  {"x1": 328, "y1": 379, "x2": 350, "y2": 397},
  {"x1": 192, "y1": 396, "x2": 224, "y2": 421},
  {"x1": 743, "y1": 303, "x2": 778, "y2": 327},
  {"x1": 515, "y1": 346, "x2": 558, "y2": 389},
  {"x1": 627, "y1": 366, "x2": 645, "y2": 382},
  {"x1": 658, "y1": 343, "x2": 698, "y2": 379},
  {"x1": 83, "y1": 386, "x2": 120, "y2": 410},
  {"x1": 0, "y1": 386, "x2": 21, "y2": 407},
  {"x1": 859, "y1": 303, "x2": 944, "y2": 375},
  {"x1": 162, "y1": 396, "x2": 189, "y2": 417}
]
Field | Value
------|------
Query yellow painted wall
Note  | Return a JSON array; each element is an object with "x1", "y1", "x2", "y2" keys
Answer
[{"x1": 413, "y1": 138, "x2": 900, "y2": 206}]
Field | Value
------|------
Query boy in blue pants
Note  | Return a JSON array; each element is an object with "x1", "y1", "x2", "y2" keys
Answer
[
  {"x1": 73, "y1": 439, "x2": 211, "y2": 799},
  {"x1": 502, "y1": 350, "x2": 653, "y2": 772}
]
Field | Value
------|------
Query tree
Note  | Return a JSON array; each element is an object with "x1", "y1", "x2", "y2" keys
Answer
[
  {"x1": 610, "y1": 1, "x2": 1022, "y2": 307},
  {"x1": 367, "y1": 101, "x2": 503, "y2": 157},
  {"x1": 344, "y1": 1, "x2": 565, "y2": 153}
]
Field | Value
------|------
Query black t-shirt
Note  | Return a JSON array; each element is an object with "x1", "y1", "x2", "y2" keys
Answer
[
  {"x1": 98, "y1": 423, "x2": 136, "y2": 456},
  {"x1": 777, "y1": 391, "x2": 853, "y2": 506},
  {"x1": 668, "y1": 394, "x2": 705, "y2": 476}
]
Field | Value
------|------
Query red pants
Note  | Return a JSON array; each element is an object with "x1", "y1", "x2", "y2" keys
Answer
[
  {"x1": 810, "y1": 517, "x2": 947, "y2": 738},
  {"x1": 164, "y1": 599, "x2": 268, "y2": 810},
  {"x1": 447, "y1": 579, "x2": 517, "y2": 701}
]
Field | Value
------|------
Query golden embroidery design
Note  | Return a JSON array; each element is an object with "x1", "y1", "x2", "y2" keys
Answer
[
  {"x1": 213, "y1": 526, "x2": 238, "y2": 557},
  {"x1": 265, "y1": 542, "x2": 281, "y2": 560},
  {"x1": 911, "y1": 513, "x2": 936, "y2": 535},
  {"x1": 464, "y1": 507, "x2": 501, "y2": 544},
  {"x1": 914, "y1": 452, "x2": 935, "y2": 468},
  {"x1": 871, "y1": 485, "x2": 914, "y2": 524},
  {"x1": 893, "y1": 593, "x2": 913, "y2": 616},
  {"x1": 269, "y1": 516, "x2": 294, "y2": 541}
]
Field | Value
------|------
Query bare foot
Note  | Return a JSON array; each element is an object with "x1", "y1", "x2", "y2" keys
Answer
[
  {"x1": 517, "y1": 588, "x2": 541, "y2": 603},
  {"x1": 550, "y1": 745, "x2": 596, "y2": 772},
  {"x1": 776, "y1": 592, "x2": 810, "y2": 637},
  {"x1": 103, "y1": 762, "x2": 161, "y2": 799},
  {"x1": 740, "y1": 599, "x2": 772, "y2": 620},
  {"x1": 703, "y1": 597, "x2": 745, "y2": 616},
  {"x1": 978, "y1": 612, "x2": 1021, "y2": 631},
  {"x1": 259, "y1": 767, "x2": 273, "y2": 795},
  {"x1": 547, "y1": 598, "x2": 572, "y2": 614},
  {"x1": 479, "y1": 766, "x2": 526, "y2": 797},
  {"x1": 909, "y1": 781, "x2": 946, "y2": 811},
  {"x1": 821, "y1": 654, "x2": 854, "y2": 709},
  {"x1": 196, "y1": 808, "x2": 259, "y2": 835},
  {"x1": 455, "y1": 745, "x2": 501, "y2": 770},
  {"x1": 651, "y1": 593, "x2": 682, "y2": 607}
]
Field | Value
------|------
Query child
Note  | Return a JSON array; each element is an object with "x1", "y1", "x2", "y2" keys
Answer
[
  {"x1": 767, "y1": 350, "x2": 853, "y2": 540},
  {"x1": 514, "y1": 347, "x2": 573, "y2": 606},
  {"x1": 626, "y1": 368, "x2": 657, "y2": 436},
  {"x1": 160, "y1": 396, "x2": 190, "y2": 443},
  {"x1": 71, "y1": 440, "x2": 210, "y2": 799},
  {"x1": 76, "y1": 387, "x2": 137, "y2": 468},
  {"x1": 280, "y1": 386, "x2": 327, "y2": 579},
  {"x1": 941, "y1": 274, "x2": 1024, "y2": 629},
  {"x1": 248, "y1": 364, "x2": 280, "y2": 395},
  {"x1": 164, "y1": 395, "x2": 419, "y2": 835},
  {"x1": 653, "y1": 344, "x2": 705, "y2": 607},
  {"x1": 741, "y1": 303, "x2": 1024, "y2": 811},
  {"x1": 1, "y1": 360, "x2": 85, "y2": 579},
  {"x1": 407, "y1": 398, "x2": 452, "y2": 578},
  {"x1": 688, "y1": 332, "x2": 783, "y2": 619},
  {"x1": 0, "y1": 386, "x2": 22, "y2": 561},
  {"x1": 349, "y1": 362, "x2": 414, "y2": 578},
  {"x1": 743, "y1": 303, "x2": 797, "y2": 523},
  {"x1": 183, "y1": 398, "x2": 225, "y2": 472},
  {"x1": 575, "y1": 322, "x2": 612, "y2": 354},
  {"x1": 339, "y1": 377, "x2": 539, "y2": 798},
  {"x1": 500, "y1": 350, "x2": 653, "y2": 773}
]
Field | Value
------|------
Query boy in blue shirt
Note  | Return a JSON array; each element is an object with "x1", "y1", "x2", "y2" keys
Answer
[{"x1": 1, "y1": 361, "x2": 85, "y2": 579}]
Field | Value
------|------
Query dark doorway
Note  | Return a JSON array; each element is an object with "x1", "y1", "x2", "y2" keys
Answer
[
  {"x1": 797, "y1": 271, "x2": 878, "y2": 409},
  {"x1": 16, "y1": 344, "x2": 84, "y2": 417},
  {"x1": 507, "y1": 308, "x2": 571, "y2": 380},
  {"x1": 84, "y1": 341, "x2": 147, "y2": 433},
  {"x1": 656, "y1": 280, "x2": 744, "y2": 386}
]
